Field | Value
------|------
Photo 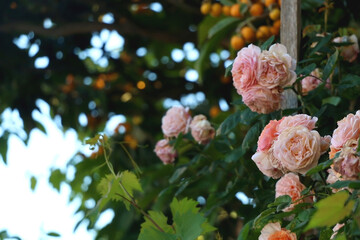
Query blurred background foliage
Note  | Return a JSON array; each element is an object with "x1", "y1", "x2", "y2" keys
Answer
[{"x1": 1, "y1": 0, "x2": 360, "y2": 239}]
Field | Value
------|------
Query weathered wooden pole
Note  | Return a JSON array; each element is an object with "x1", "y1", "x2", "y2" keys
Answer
[{"x1": 280, "y1": 0, "x2": 301, "y2": 61}]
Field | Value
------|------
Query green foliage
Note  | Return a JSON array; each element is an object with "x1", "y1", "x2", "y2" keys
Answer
[
  {"x1": 49, "y1": 169, "x2": 66, "y2": 192},
  {"x1": 305, "y1": 191, "x2": 355, "y2": 231}
]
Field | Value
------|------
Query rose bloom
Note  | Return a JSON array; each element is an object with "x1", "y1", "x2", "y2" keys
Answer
[
  {"x1": 331, "y1": 110, "x2": 360, "y2": 149},
  {"x1": 161, "y1": 106, "x2": 192, "y2": 138},
  {"x1": 301, "y1": 68, "x2": 322, "y2": 95},
  {"x1": 190, "y1": 114, "x2": 215, "y2": 145},
  {"x1": 252, "y1": 151, "x2": 284, "y2": 179},
  {"x1": 154, "y1": 139, "x2": 177, "y2": 164},
  {"x1": 231, "y1": 44, "x2": 261, "y2": 95},
  {"x1": 333, "y1": 34, "x2": 359, "y2": 63},
  {"x1": 277, "y1": 114, "x2": 317, "y2": 133},
  {"x1": 273, "y1": 125, "x2": 321, "y2": 174},
  {"x1": 333, "y1": 139, "x2": 360, "y2": 179},
  {"x1": 275, "y1": 173, "x2": 308, "y2": 212},
  {"x1": 257, "y1": 43, "x2": 296, "y2": 89},
  {"x1": 330, "y1": 223, "x2": 345, "y2": 239},
  {"x1": 320, "y1": 135, "x2": 331, "y2": 154},
  {"x1": 242, "y1": 85, "x2": 281, "y2": 114},
  {"x1": 259, "y1": 222, "x2": 297, "y2": 240},
  {"x1": 257, "y1": 119, "x2": 282, "y2": 152}
]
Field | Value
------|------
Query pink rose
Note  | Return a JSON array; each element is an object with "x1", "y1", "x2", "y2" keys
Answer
[
  {"x1": 333, "y1": 34, "x2": 359, "y2": 63},
  {"x1": 231, "y1": 44, "x2": 261, "y2": 95},
  {"x1": 154, "y1": 139, "x2": 176, "y2": 164},
  {"x1": 251, "y1": 151, "x2": 284, "y2": 179},
  {"x1": 161, "y1": 106, "x2": 192, "y2": 137},
  {"x1": 331, "y1": 110, "x2": 360, "y2": 149},
  {"x1": 257, "y1": 43, "x2": 297, "y2": 89},
  {"x1": 277, "y1": 114, "x2": 317, "y2": 133},
  {"x1": 330, "y1": 223, "x2": 345, "y2": 239},
  {"x1": 275, "y1": 173, "x2": 308, "y2": 212},
  {"x1": 190, "y1": 114, "x2": 215, "y2": 145},
  {"x1": 257, "y1": 119, "x2": 282, "y2": 152},
  {"x1": 273, "y1": 125, "x2": 321, "y2": 174},
  {"x1": 259, "y1": 222, "x2": 297, "y2": 240},
  {"x1": 333, "y1": 139, "x2": 360, "y2": 179},
  {"x1": 301, "y1": 69, "x2": 322, "y2": 95},
  {"x1": 320, "y1": 135, "x2": 331, "y2": 154},
  {"x1": 242, "y1": 85, "x2": 281, "y2": 114}
]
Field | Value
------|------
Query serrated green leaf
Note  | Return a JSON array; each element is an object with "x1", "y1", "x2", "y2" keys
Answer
[
  {"x1": 305, "y1": 191, "x2": 355, "y2": 231},
  {"x1": 201, "y1": 221, "x2": 217, "y2": 234},
  {"x1": 322, "y1": 49, "x2": 338, "y2": 81},
  {"x1": 30, "y1": 176, "x2": 37, "y2": 191},
  {"x1": 208, "y1": 17, "x2": 241, "y2": 39},
  {"x1": 141, "y1": 211, "x2": 174, "y2": 234},
  {"x1": 260, "y1": 35, "x2": 275, "y2": 51},
  {"x1": 174, "y1": 210, "x2": 206, "y2": 240},
  {"x1": 138, "y1": 227, "x2": 177, "y2": 240},
  {"x1": 322, "y1": 96, "x2": 341, "y2": 106},
  {"x1": 170, "y1": 197, "x2": 199, "y2": 215},
  {"x1": 46, "y1": 232, "x2": 61, "y2": 237},
  {"x1": 237, "y1": 220, "x2": 253, "y2": 240},
  {"x1": 241, "y1": 123, "x2": 261, "y2": 153}
]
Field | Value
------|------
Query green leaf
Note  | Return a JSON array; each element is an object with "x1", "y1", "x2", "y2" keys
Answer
[
  {"x1": 268, "y1": 195, "x2": 292, "y2": 208},
  {"x1": 140, "y1": 211, "x2": 175, "y2": 234},
  {"x1": 218, "y1": 111, "x2": 242, "y2": 135},
  {"x1": 328, "y1": 180, "x2": 360, "y2": 189},
  {"x1": 49, "y1": 169, "x2": 66, "y2": 192},
  {"x1": 169, "y1": 166, "x2": 187, "y2": 184},
  {"x1": 334, "y1": 233, "x2": 346, "y2": 240},
  {"x1": 306, "y1": 152, "x2": 340, "y2": 176},
  {"x1": 322, "y1": 49, "x2": 338, "y2": 81},
  {"x1": 319, "y1": 228, "x2": 334, "y2": 240},
  {"x1": 46, "y1": 232, "x2": 61, "y2": 237},
  {"x1": 322, "y1": 96, "x2": 341, "y2": 106},
  {"x1": 225, "y1": 62, "x2": 233, "y2": 77},
  {"x1": 296, "y1": 63, "x2": 317, "y2": 75},
  {"x1": 241, "y1": 122, "x2": 261, "y2": 153},
  {"x1": 138, "y1": 227, "x2": 177, "y2": 240},
  {"x1": 309, "y1": 34, "x2": 332, "y2": 56},
  {"x1": 237, "y1": 220, "x2": 253, "y2": 240},
  {"x1": 260, "y1": 35, "x2": 275, "y2": 51},
  {"x1": 220, "y1": 0, "x2": 235, "y2": 6},
  {"x1": 0, "y1": 131, "x2": 9, "y2": 164},
  {"x1": 240, "y1": 4, "x2": 248, "y2": 14},
  {"x1": 30, "y1": 176, "x2": 37, "y2": 191},
  {"x1": 305, "y1": 191, "x2": 355, "y2": 231},
  {"x1": 208, "y1": 17, "x2": 241, "y2": 39}
]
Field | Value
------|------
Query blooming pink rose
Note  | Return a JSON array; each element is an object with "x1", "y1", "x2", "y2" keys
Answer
[
  {"x1": 275, "y1": 173, "x2": 308, "y2": 212},
  {"x1": 257, "y1": 119, "x2": 282, "y2": 152},
  {"x1": 231, "y1": 44, "x2": 261, "y2": 95},
  {"x1": 333, "y1": 34, "x2": 359, "y2": 63},
  {"x1": 277, "y1": 114, "x2": 317, "y2": 134},
  {"x1": 259, "y1": 222, "x2": 297, "y2": 240},
  {"x1": 333, "y1": 139, "x2": 360, "y2": 179},
  {"x1": 154, "y1": 139, "x2": 176, "y2": 164},
  {"x1": 161, "y1": 106, "x2": 192, "y2": 137},
  {"x1": 273, "y1": 125, "x2": 321, "y2": 174},
  {"x1": 251, "y1": 151, "x2": 284, "y2": 179},
  {"x1": 190, "y1": 114, "x2": 215, "y2": 145},
  {"x1": 301, "y1": 68, "x2": 323, "y2": 95},
  {"x1": 330, "y1": 223, "x2": 345, "y2": 239},
  {"x1": 320, "y1": 135, "x2": 331, "y2": 154},
  {"x1": 257, "y1": 43, "x2": 296, "y2": 89},
  {"x1": 242, "y1": 85, "x2": 281, "y2": 114},
  {"x1": 331, "y1": 110, "x2": 360, "y2": 149}
]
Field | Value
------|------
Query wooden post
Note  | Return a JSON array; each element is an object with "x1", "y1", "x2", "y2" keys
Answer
[{"x1": 280, "y1": 0, "x2": 301, "y2": 61}]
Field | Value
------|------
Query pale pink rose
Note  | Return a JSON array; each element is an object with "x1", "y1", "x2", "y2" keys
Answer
[
  {"x1": 275, "y1": 173, "x2": 308, "y2": 212},
  {"x1": 231, "y1": 44, "x2": 261, "y2": 95},
  {"x1": 251, "y1": 151, "x2": 284, "y2": 179},
  {"x1": 242, "y1": 85, "x2": 281, "y2": 114},
  {"x1": 333, "y1": 139, "x2": 360, "y2": 179},
  {"x1": 257, "y1": 43, "x2": 296, "y2": 89},
  {"x1": 334, "y1": 34, "x2": 359, "y2": 63},
  {"x1": 331, "y1": 111, "x2": 360, "y2": 149},
  {"x1": 154, "y1": 139, "x2": 176, "y2": 164},
  {"x1": 301, "y1": 69, "x2": 323, "y2": 95},
  {"x1": 190, "y1": 114, "x2": 215, "y2": 145},
  {"x1": 320, "y1": 135, "x2": 331, "y2": 154},
  {"x1": 161, "y1": 106, "x2": 192, "y2": 137},
  {"x1": 330, "y1": 223, "x2": 345, "y2": 239},
  {"x1": 259, "y1": 222, "x2": 297, "y2": 240},
  {"x1": 277, "y1": 114, "x2": 317, "y2": 134},
  {"x1": 326, "y1": 168, "x2": 343, "y2": 193},
  {"x1": 257, "y1": 119, "x2": 282, "y2": 152},
  {"x1": 273, "y1": 125, "x2": 321, "y2": 174}
]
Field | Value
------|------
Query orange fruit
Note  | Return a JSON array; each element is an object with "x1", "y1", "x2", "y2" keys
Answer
[
  {"x1": 256, "y1": 25, "x2": 271, "y2": 41},
  {"x1": 241, "y1": 26, "x2": 256, "y2": 42},
  {"x1": 273, "y1": 19, "x2": 281, "y2": 30},
  {"x1": 249, "y1": 3, "x2": 264, "y2": 16},
  {"x1": 230, "y1": 4, "x2": 243, "y2": 18},
  {"x1": 270, "y1": 26, "x2": 279, "y2": 35},
  {"x1": 264, "y1": 0, "x2": 277, "y2": 7},
  {"x1": 230, "y1": 35, "x2": 245, "y2": 50},
  {"x1": 209, "y1": 106, "x2": 221, "y2": 118},
  {"x1": 240, "y1": 0, "x2": 250, "y2": 4},
  {"x1": 200, "y1": 2, "x2": 211, "y2": 15},
  {"x1": 222, "y1": 5, "x2": 231, "y2": 16},
  {"x1": 269, "y1": 8, "x2": 280, "y2": 21},
  {"x1": 210, "y1": 3, "x2": 222, "y2": 17},
  {"x1": 278, "y1": 0, "x2": 281, "y2": 7}
]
